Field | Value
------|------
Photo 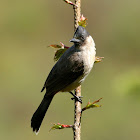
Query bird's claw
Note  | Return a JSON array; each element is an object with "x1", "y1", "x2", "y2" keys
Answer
[{"x1": 71, "y1": 96, "x2": 83, "y2": 103}]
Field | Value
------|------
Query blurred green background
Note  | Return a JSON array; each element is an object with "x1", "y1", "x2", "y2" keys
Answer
[{"x1": 1, "y1": 0, "x2": 140, "y2": 140}]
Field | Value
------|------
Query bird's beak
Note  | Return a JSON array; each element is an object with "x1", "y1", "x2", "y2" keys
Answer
[{"x1": 70, "y1": 38, "x2": 81, "y2": 43}]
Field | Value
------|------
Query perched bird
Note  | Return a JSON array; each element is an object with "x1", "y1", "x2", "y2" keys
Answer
[{"x1": 31, "y1": 26, "x2": 96, "y2": 134}]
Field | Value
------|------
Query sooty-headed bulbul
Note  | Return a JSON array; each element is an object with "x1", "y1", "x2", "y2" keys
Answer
[{"x1": 31, "y1": 26, "x2": 96, "y2": 134}]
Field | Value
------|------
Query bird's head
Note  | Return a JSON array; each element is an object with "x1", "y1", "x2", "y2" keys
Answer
[{"x1": 70, "y1": 26, "x2": 90, "y2": 45}]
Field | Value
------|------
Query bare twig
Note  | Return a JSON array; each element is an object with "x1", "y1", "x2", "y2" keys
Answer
[
  {"x1": 64, "y1": 0, "x2": 78, "y2": 7},
  {"x1": 73, "y1": 86, "x2": 82, "y2": 140},
  {"x1": 74, "y1": 0, "x2": 81, "y2": 31}
]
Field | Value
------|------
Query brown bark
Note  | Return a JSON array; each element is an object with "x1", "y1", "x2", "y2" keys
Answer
[{"x1": 73, "y1": 1, "x2": 81, "y2": 140}]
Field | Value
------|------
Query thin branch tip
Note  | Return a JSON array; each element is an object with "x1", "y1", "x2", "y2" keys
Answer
[
  {"x1": 63, "y1": 0, "x2": 78, "y2": 7},
  {"x1": 50, "y1": 123, "x2": 73, "y2": 131}
]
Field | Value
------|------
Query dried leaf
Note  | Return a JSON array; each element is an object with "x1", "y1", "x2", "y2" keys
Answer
[
  {"x1": 60, "y1": 42, "x2": 69, "y2": 49},
  {"x1": 49, "y1": 42, "x2": 69, "y2": 61},
  {"x1": 49, "y1": 44, "x2": 62, "y2": 49}
]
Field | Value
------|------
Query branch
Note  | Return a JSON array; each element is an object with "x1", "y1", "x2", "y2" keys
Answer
[
  {"x1": 72, "y1": 0, "x2": 82, "y2": 138},
  {"x1": 50, "y1": 98, "x2": 102, "y2": 133},
  {"x1": 49, "y1": 1, "x2": 103, "y2": 140},
  {"x1": 74, "y1": 0, "x2": 81, "y2": 30},
  {"x1": 64, "y1": 0, "x2": 78, "y2": 7},
  {"x1": 73, "y1": 86, "x2": 81, "y2": 140}
]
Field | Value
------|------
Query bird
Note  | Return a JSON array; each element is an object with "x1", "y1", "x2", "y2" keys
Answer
[{"x1": 31, "y1": 26, "x2": 96, "y2": 134}]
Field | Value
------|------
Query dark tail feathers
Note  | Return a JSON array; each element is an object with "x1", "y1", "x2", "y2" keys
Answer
[{"x1": 31, "y1": 95, "x2": 54, "y2": 134}]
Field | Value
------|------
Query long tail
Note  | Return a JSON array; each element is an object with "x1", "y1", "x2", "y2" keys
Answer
[{"x1": 31, "y1": 94, "x2": 54, "y2": 134}]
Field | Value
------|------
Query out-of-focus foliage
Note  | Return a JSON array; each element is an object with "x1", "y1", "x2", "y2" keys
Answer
[
  {"x1": 0, "y1": 0, "x2": 140, "y2": 140},
  {"x1": 113, "y1": 69, "x2": 140, "y2": 97}
]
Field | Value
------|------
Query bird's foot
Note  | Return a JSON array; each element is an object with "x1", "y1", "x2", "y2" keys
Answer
[{"x1": 69, "y1": 92, "x2": 83, "y2": 103}]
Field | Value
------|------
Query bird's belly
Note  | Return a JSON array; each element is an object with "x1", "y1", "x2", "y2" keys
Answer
[{"x1": 61, "y1": 74, "x2": 86, "y2": 92}]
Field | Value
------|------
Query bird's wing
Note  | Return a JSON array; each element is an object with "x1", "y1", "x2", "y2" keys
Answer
[{"x1": 41, "y1": 47, "x2": 84, "y2": 95}]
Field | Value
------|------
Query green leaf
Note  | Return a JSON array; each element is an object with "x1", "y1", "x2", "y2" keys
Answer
[
  {"x1": 82, "y1": 98, "x2": 102, "y2": 112},
  {"x1": 78, "y1": 15, "x2": 88, "y2": 28},
  {"x1": 54, "y1": 48, "x2": 67, "y2": 61},
  {"x1": 50, "y1": 124, "x2": 64, "y2": 131},
  {"x1": 50, "y1": 123, "x2": 73, "y2": 131},
  {"x1": 95, "y1": 56, "x2": 104, "y2": 63}
]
